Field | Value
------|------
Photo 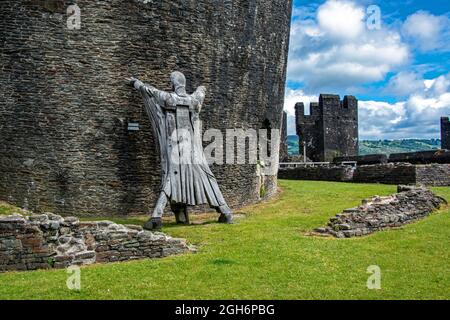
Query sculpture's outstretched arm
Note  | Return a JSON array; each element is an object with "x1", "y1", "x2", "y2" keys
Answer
[
  {"x1": 126, "y1": 77, "x2": 157, "y2": 95},
  {"x1": 126, "y1": 77, "x2": 170, "y2": 107}
]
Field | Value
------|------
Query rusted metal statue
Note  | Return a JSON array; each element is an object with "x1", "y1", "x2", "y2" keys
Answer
[{"x1": 127, "y1": 72, "x2": 233, "y2": 230}]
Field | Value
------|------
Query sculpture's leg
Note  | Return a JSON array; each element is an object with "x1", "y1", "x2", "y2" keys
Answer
[
  {"x1": 171, "y1": 203, "x2": 190, "y2": 225},
  {"x1": 216, "y1": 204, "x2": 234, "y2": 224},
  {"x1": 143, "y1": 192, "x2": 167, "y2": 230}
]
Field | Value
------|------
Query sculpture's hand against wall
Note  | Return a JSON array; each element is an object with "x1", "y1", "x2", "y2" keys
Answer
[
  {"x1": 126, "y1": 77, "x2": 146, "y2": 90},
  {"x1": 126, "y1": 77, "x2": 138, "y2": 87}
]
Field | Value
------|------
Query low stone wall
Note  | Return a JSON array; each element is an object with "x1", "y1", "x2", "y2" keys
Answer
[
  {"x1": 333, "y1": 154, "x2": 388, "y2": 165},
  {"x1": 416, "y1": 164, "x2": 450, "y2": 186},
  {"x1": 278, "y1": 165, "x2": 354, "y2": 182},
  {"x1": 333, "y1": 150, "x2": 450, "y2": 165},
  {"x1": 352, "y1": 163, "x2": 417, "y2": 185},
  {"x1": 0, "y1": 213, "x2": 191, "y2": 272},
  {"x1": 388, "y1": 150, "x2": 450, "y2": 164},
  {"x1": 314, "y1": 185, "x2": 446, "y2": 238},
  {"x1": 278, "y1": 163, "x2": 450, "y2": 186}
]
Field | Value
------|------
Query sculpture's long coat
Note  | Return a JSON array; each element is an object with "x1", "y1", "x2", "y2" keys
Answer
[{"x1": 136, "y1": 82, "x2": 227, "y2": 207}]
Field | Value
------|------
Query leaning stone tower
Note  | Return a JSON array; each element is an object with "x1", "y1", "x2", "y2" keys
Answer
[{"x1": 0, "y1": 0, "x2": 292, "y2": 216}]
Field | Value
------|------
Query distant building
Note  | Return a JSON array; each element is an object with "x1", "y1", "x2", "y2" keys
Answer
[
  {"x1": 295, "y1": 94, "x2": 358, "y2": 162},
  {"x1": 442, "y1": 117, "x2": 450, "y2": 150}
]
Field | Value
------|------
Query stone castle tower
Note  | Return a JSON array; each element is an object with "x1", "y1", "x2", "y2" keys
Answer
[
  {"x1": 279, "y1": 111, "x2": 289, "y2": 162},
  {"x1": 0, "y1": 0, "x2": 293, "y2": 216},
  {"x1": 295, "y1": 94, "x2": 358, "y2": 162},
  {"x1": 442, "y1": 117, "x2": 450, "y2": 150}
]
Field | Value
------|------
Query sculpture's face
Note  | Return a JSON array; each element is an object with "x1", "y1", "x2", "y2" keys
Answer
[{"x1": 170, "y1": 71, "x2": 186, "y2": 91}]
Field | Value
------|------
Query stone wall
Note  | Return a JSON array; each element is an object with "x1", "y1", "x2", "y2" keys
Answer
[
  {"x1": 334, "y1": 150, "x2": 450, "y2": 165},
  {"x1": 353, "y1": 163, "x2": 450, "y2": 186},
  {"x1": 333, "y1": 154, "x2": 388, "y2": 165},
  {"x1": 295, "y1": 102, "x2": 323, "y2": 162},
  {"x1": 416, "y1": 164, "x2": 450, "y2": 186},
  {"x1": 314, "y1": 185, "x2": 446, "y2": 238},
  {"x1": 0, "y1": 213, "x2": 191, "y2": 272},
  {"x1": 0, "y1": 0, "x2": 293, "y2": 216},
  {"x1": 388, "y1": 150, "x2": 450, "y2": 164},
  {"x1": 295, "y1": 94, "x2": 358, "y2": 162},
  {"x1": 279, "y1": 111, "x2": 289, "y2": 162},
  {"x1": 442, "y1": 117, "x2": 450, "y2": 150},
  {"x1": 278, "y1": 163, "x2": 450, "y2": 186},
  {"x1": 278, "y1": 165, "x2": 355, "y2": 182},
  {"x1": 352, "y1": 163, "x2": 417, "y2": 185}
]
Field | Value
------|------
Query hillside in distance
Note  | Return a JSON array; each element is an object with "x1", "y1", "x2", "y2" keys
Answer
[
  {"x1": 359, "y1": 139, "x2": 441, "y2": 155},
  {"x1": 287, "y1": 135, "x2": 442, "y2": 156}
]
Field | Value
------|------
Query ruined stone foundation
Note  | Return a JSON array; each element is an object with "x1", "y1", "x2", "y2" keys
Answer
[
  {"x1": 314, "y1": 185, "x2": 447, "y2": 238},
  {"x1": 0, "y1": 213, "x2": 191, "y2": 272}
]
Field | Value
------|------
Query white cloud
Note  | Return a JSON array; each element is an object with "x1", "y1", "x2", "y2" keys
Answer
[
  {"x1": 286, "y1": 114, "x2": 297, "y2": 137},
  {"x1": 385, "y1": 72, "x2": 426, "y2": 97},
  {"x1": 317, "y1": 0, "x2": 365, "y2": 39},
  {"x1": 284, "y1": 88, "x2": 318, "y2": 117},
  {"x1": 427, "y1": 74, "x2": 450, "y2": 95},
  {"x1": 402, "y1": 11, "x2": 450, "y2": 52},
  {"x1": 287, "y1": 0, "x2": 410, "y2": 93},
  {"x1": 359, "y1": 100, "x2": 407, "y2": 139},
  {"x1": 360, "y1": 73, "x2": 450, "y2": 139}
]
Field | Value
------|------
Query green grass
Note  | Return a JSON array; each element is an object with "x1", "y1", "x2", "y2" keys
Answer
[{"x1": 0, "y1": 180, "x2": 449, "y2": 300}]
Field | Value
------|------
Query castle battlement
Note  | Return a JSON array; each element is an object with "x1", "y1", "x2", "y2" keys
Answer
[
  {"x1": 295, "y1": 94, "x2": 359, "y2": 162},
  {"x1": 296, "y1": 95, "x2": 357, "y2": 121}
]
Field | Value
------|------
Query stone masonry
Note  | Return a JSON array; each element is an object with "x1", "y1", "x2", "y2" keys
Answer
[
  {"x1": 279, "y1": 163, "x2": 450, "y2": 186},
  {"x1": 352, "y1": 163, "x2": 450, "y2": 186},
  {"x1": 278, "y1": 164, "x2": 355, "y2": 182},
  {"x1": 295, "y1": 94, "x2": 358, "y2": 162},
  {"x1": 0, "y1": 213, "x2": 191, "y2": 272},
  {"x1": 442, "y1": 117, "x2": 450, "y2": 150},
  {"x1": 314, "y1": 185, "x2": 446, "y2": 238},
  {"x1": 0, "y1": 0, "x2": 293, "y2": 216},
  {"x1": 335, "y1": 150, "x2": 450, "y2": 165},
  {"x1": 279, "y1": 111, "x2": 289, "y2": 162}
]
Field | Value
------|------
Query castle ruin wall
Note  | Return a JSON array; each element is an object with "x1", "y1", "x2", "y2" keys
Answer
[{"x1": 0, "y1": 0, "x2": 293, "y2": 216}]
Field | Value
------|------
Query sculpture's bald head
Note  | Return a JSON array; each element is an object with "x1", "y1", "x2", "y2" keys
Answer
[{"x1": 170, "y1": 71, "x2": 186, "y2": 94}]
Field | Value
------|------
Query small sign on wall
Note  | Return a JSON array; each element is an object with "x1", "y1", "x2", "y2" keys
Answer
[{"x1": 128, "y1": 123, "x2": 140, "y2": 131}]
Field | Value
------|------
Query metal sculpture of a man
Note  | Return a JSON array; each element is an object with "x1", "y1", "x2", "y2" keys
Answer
[{"x1": 127, "y1": 72, "x2": 233, "y2": 230}]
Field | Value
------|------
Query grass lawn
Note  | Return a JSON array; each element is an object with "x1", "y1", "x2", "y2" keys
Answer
[{"x1": 0, "y1": 180, "x2": 449, "y2": 300}]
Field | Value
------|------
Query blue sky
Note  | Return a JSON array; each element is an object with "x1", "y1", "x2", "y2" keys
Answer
[{"x1": 284, "y1": 0, "x2": 450, "y2": 139}]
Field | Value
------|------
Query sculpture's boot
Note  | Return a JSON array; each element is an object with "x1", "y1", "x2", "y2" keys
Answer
[
  {"x1": 172, "y1": 203, "x2": 190, "y2": 225},
  {"x1": 144, "y1": 192, "x2": 168, "y2": 230},
  {"x1": 146, "y1": 205, "x2": 164, "y2": 229},
  {"x1": 218, "y1": 213, "x2": 233, "y2": 224},
  {"x1": 217, "y1": 204, "x2": 234, "y2": 224},
  {"x1": 143, "y1": 217, "x2": 163, "y2": 230}
]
